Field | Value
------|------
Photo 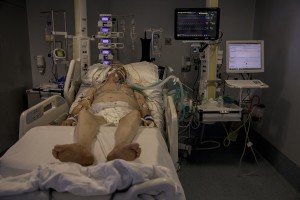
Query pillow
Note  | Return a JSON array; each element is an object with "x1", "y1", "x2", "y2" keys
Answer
[
  {"x1": 123, "y1": 61, "x2": 159, "y2": 86},
  {"x1": 81, "y1": 61, "x2": 159, "y2": 86},
  {"x1": 81, "y1": 63, "x2": 111, "y2": 85}
]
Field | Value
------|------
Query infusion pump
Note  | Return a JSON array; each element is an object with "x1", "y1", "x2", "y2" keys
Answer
[{"x1": 97, "y1": 14, "x2": 124, "y2": 65}]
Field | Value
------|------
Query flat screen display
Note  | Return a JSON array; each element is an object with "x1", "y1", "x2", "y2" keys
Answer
[
  {"x1": 226, "y1": 40, "x2": 264, "y2": 73},
  {"x1": 174, "y1": 8, "x2": 220, "y2": 41}
]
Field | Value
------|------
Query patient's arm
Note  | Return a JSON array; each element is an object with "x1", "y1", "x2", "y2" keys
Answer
[
  {"x1": 62, "y1": 87, "x2": 96, "y2": 126},
  {"x1": 133, "y1": 90, "x2": 155, "y2": 127}
]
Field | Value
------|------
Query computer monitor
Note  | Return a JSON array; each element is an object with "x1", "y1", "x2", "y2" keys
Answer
[
  {"x1": 174, "y1": 8, "x2": 220, "y2": 41},
  {"x1": 226, "y1": 40, "x2": 264, "y2": 73}
]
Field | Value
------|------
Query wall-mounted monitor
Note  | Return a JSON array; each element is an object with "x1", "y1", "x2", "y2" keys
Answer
[
  {"x1": 226, "y1": 40, "x2": 264, "y2": 73},
  {"x1": 174, "y1": 8, "x2": 220, "y2": 41}
]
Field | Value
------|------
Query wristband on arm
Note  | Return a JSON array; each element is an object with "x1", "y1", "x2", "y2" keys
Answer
[
  {"x1": 67, "y1": 116, "x2": 77, "y2": 123},
  {"x1": 143, "y1": 115, "x2": 154, "y2": 121},
  {"x1": 66, "y1": 113, "x2": 78, "y2": 125}
]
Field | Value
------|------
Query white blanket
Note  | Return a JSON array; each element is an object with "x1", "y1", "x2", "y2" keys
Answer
[{"x1": 0, "y1": 159, "x2": 183, "y2": 199}]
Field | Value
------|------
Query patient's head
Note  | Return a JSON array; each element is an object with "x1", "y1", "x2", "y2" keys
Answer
[{"x1": 107, "y1": 64, "x2": 127, "y2": 84}]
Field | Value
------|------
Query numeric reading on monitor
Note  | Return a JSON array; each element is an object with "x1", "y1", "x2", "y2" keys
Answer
[{"x1": 174, "y1": 8, "x2": 220, "y2": 41}]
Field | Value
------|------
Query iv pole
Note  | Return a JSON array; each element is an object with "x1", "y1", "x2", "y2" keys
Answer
[
  {"x1": 205, "y1": 0, "x2": 218, "y2": 99},
  {"x1": 73, "y1": 0, "x2": 91, "y2": 77}
]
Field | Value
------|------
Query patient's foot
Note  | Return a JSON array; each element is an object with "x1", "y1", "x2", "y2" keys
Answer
[
  {"x1": 107, "y1": 143, "x2": 141, "y2": 161},
  {"x1": 52, "y1": 143, "x2": 94, "y2": 166}
]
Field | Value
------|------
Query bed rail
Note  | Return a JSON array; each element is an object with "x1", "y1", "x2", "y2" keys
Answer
[
  {"x1": 164, "y1": 93, "x2": 179, "y2": 165},
  {"x1": 19, "y1": 95, "x2": 69, "y2": 139},
  {"x1": 64, "y1": 59, "x2": 81, "y2": 106}
]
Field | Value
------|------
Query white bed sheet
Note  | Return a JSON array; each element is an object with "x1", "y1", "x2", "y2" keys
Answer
[
  {"x1": 0, "y1": 126, "x2": 184, "y2": 199},
  {"x1": 0, "y1": 126, "x2": 174, "y2": 176}
]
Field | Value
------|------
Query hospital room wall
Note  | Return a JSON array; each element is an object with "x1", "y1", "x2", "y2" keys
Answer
[
  {"x1": 26, "y1": 0, "x2": 256, "y2": 88},
  {"x1": 87, "y1": 0, "x2": 256, "y2": 87},
  {"x1": 26, "y1": 0, "x2": 76, "y2": 87},
  {"x1": 252, "y1": 0, "x2": 300, "y2": 183},
  {"x1": 0, "y1": 0, "x2": 32, "y2": 153}
]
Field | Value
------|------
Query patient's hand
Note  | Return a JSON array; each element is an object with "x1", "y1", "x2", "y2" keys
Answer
[
  {"x1": 142, "y1": 115, "x2": 155, "y2": 127},
  {"x1": 62, "y1": 119, "x2": 76, "y2": 126},
  {"x1": 143, "y1": 119, "x2": 155, "y2": 127}
]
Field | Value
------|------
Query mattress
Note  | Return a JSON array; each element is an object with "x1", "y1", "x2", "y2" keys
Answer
[{"x1": 0, "y1": 125, "x2": 183, "y2": 200}]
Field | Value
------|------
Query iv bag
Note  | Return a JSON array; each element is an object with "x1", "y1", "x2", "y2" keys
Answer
[{"x1": 45, "y1": 20, "x2": 53, "y2": 42}]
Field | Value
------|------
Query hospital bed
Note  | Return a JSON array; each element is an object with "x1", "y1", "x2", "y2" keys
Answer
[{"x1": 0, "y1": 60, "x2": 185, "y2": 200}]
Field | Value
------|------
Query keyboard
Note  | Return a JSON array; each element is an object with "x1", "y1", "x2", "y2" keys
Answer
[{"x1": 225, "y1": 79, "x2": 267, "y2": 88}]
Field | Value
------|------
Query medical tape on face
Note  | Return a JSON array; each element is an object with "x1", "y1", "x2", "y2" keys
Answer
[{"x1": 107, "y1": 67, "x2": 127, "y2": 82}]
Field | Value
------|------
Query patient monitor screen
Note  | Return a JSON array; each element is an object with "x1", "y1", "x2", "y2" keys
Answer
[
  {"x1": 174, "y1": 8, "x2": 220, "y2": 41},
  {"x1": 226, "y1": 40, "x2": 264, "y2": 73}
]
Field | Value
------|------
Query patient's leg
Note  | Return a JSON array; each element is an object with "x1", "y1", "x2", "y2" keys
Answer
[
  {"x1": 52, "y1": 109, "x2": 107, "y2": 166},
  {"x1": 107, "y1": 109, "x2": 142, "y2": 161}
]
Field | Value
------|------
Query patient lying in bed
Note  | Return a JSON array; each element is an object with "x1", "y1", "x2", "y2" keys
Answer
[{"x1": 52, "y1": 65, "x2": 155, "y2": 166}]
